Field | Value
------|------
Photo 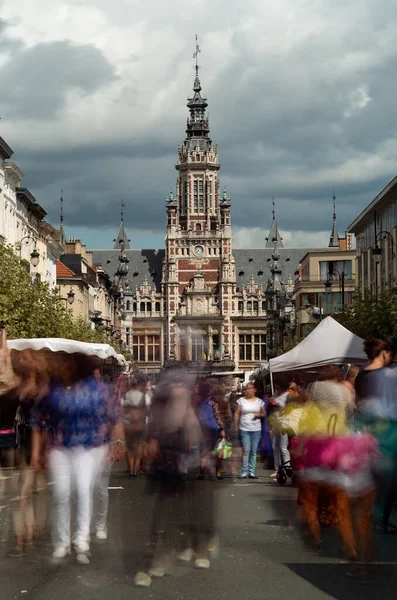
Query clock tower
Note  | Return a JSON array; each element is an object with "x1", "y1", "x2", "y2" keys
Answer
[{"x1": 164, "y1": 39, "x2": 236, "y2": 364}]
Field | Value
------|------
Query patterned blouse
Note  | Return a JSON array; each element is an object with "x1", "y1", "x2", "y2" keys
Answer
[
  {"x1": 197, "y1": 396, "x2": 224, "y2": 431},
  {"x1": 31, "y1": 377, "x2": 108, "y2": 449}
]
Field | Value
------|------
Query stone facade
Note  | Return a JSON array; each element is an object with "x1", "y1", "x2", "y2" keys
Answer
[
  {"x1": 347, "y1": 175, "x2": 397, "y2": 295},
  {"x1": 0, "y1": 137, "x2": 62, "y2": 286}
]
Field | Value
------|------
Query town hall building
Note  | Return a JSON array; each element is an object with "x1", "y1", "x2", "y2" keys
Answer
[{"x1": 89, "y1": 59, "x2": 330, "y2": 375}]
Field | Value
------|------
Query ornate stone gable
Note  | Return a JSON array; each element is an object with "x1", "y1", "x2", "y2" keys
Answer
[
  {"x1": 135, "y1": 276, "x2": 155, "y2": 297},
  {"x1": 177, "y1": 272, "x2": 220, "y2": 316}
]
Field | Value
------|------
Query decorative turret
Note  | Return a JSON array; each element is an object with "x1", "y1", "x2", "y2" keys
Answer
[
  {"x1": 220, "y1": 186, "x2": 231, "y2": 208},
  {"x1": 59, "y1": 191, "x2": 66, "y2": 246},
  {"x1": 113, "y1": 200, "x2": 131, "y2": 250},
  {"x1": 329, "y1": 190, "x2": 340, "y2": 248},
  {"x1": 265, "y1": 199, "x2": 283, "y2": 248}
]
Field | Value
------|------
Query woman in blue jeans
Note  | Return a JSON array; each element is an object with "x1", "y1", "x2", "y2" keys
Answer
[{"x1": 234, "y1": 383, "x2": 265, "y2": 479}]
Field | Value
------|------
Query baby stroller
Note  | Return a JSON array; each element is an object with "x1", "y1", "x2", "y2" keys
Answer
[{"x1": 275, "y1": 406, "x2": 303, "y2": 486}]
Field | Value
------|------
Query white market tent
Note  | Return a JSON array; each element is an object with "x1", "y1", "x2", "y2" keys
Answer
[
  {"x1": 269, "y1": 317, "x2": 367, "y2": 374},
  {"x1": 7, "y1": 338, "x2": 118, "y2": 361}
]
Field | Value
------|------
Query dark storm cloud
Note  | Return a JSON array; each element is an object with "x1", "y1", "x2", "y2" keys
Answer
[
  {"x1": 4, "y1": 0, "x2": 397, "y2": 244},
  {"x1": 0, "y1": 40, "x2": 116, "y2": 119}
]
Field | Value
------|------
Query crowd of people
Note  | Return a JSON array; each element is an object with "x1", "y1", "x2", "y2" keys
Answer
[
  {"x1": 265, "y1": 335, "x2": 397, "y2": 571},
  {"x1": 1, "y1": 333, "x2": 397, "y2": 583}
]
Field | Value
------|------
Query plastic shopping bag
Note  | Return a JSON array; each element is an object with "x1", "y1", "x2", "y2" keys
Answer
[{"x1": 212, "y1": 438, "x2": 232, "y2": 459}]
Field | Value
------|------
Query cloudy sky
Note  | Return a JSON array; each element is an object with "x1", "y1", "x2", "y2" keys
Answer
[{"x1": 1, "y1": 0, "x2": 397, "y2": 249}]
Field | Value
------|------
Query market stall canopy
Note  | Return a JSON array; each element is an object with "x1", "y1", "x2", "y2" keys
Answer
[
  {"x1": 269, "y1": 317, "x2": 367, "y2": 373},
  {"x1": 7, "y1": 338, "x2": 118, "y2": 361}
]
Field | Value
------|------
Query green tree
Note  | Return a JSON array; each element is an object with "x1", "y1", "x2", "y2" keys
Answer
[
  {"x1": 336, "y1": 288, "x2": 397, "y2": 339},
  {"x1": 0, "y1": 241, "x2": 111, "y2": 344}
]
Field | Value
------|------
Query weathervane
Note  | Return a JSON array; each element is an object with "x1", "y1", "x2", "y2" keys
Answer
[
  {"x1": 120, "y1": 199, "x2": 125, "y2": 222},
  {"x1": 193, "y1": 34, "x2": 201, "y2": 76},
  {"x1": 332, "y1": 188, "x2": 336, "y2": 221},
  {"x1": 272, "y1": 197, "x2": 275, "y2": 221},
  {"x1": 60, "y1": 190, "x2": 64, "y2": 225}
]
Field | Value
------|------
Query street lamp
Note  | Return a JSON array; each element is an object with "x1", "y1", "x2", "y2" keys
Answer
[
  {"x1": 372, "y1": 231, "x2": 395, "y2": 264},
  {"x1": 324, "y1": 269, "x2": 345, "y2": 309},
  {"x1": 30, "y1": 248, "x2": 40, "y2": 268},
  {"x1": 19, "y1": 235, "x2": 40, "y2": 267},
  {"x1": 67, "y1": 289, "x2": 75, "y2": 305}
]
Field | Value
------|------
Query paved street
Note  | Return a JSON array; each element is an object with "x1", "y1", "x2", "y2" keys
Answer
[{"x1": 1, "y1": 467, "x2": 397, "y2": 600}]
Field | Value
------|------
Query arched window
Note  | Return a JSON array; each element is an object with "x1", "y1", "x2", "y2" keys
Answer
[{"x1": 126, "y1": 300, "x2": 131, "y2": 311}]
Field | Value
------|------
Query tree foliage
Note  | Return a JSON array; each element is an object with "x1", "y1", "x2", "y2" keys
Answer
[
  {"x1": 336, "y1": 288, "x2": 397, "y2": 339},
  {"x1": 0, "y1": 241, "x2": 109, "y2": 343}
]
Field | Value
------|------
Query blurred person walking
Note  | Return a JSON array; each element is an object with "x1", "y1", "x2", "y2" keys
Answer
[
  {"x1": 3, "y1": 349, "x2": 50, "y2": 558},
  {"x1": 213, "y1": 385, "x2": 233, "y2": 478},
  {"x1": 268, "y1": 377, "x2": 291, "y2": 480},
  {"x1": 298, "y1": 367, "x2": 364, "y2": 561},
  {"x1": 92, "y1": 368, "x2": 125, "y2": 541},
  {"x1": 233, "y1": 382, "x2": 264, "y2": 479},
  {"x1": 355, "y1": 336, "x2": 397, "y2": 533},
  {"x1": 134, "y1": 372, "x2": 202, "y2": 587},
  {"x1": 122, "y1": 375, "x2": 149, "y2": 478},
  {"x1": 31, "y1": 355, "x2": 108, "y2": 564},
  {"x1": 197, "y1": 382, "x2": 224, "y2": 480}
]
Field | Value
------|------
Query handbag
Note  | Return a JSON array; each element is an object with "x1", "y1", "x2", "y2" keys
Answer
[{"x1": 0, "y1": 328, "x2": 20, "y2": 395}]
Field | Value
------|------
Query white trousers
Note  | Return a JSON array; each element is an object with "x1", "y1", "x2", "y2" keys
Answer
[
  {"x1": 271, "y1": 430, "x2": 290, "y2": 471},
  {"x1": 92, "y1": 447, "x2": 112, "y2": 532},
  {"x1": 49, "y1": 445, "x2": 107, "y2": 549}
]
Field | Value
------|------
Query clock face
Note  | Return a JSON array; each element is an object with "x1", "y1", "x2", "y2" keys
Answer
[{"x1": 194, "y1": 245, "x2": 204, "y2": 257}]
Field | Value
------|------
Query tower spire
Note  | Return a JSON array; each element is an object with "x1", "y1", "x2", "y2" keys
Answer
[
  {"x1": 113, "y1": 199, "x2": 130, "y2": 250},
  {"x1": 329, "y1": 189, "x2": 340, "y2": 248},
  {"x1": 185, "y1": 36, "x2": 209, "y2": 140},
  {"x1": 59, "y1": 190, "x2": 66, "y2": 246},
  {"x1": 265, "y1": 198, "x2": 283, "y2": 248}
]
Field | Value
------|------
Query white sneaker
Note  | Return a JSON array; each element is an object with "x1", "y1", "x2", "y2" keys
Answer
[
  {"x1": 178, "y1": 548, "x2": 194, "y2": 562},
  {"x1": 76, "y1": 552, "x2": 90, "y2": 565},
  {"x1": 195, "y1": 558, "x2": 210, "y2": 569},
  {"x1": 96, "y1": 529, "x2": 108, "y2": 540},
  {"x1": 73, "y1": 536, "x2": 90, "y2": 554},
  {"x1": 134, "y1": 572, "x2": 152, "y2": 587},
  {"x1": 52, "y1": 545, "x2": 71, "y2": 560},
  {"x1": 239, "y1": 472, "x2": 248, "y2": 479},
  {"x1": 148, "y1": 565, "x2": 167, "y2": 578}
]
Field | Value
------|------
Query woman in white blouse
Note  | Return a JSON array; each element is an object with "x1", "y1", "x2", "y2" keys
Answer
[{"x1": 233, "y1": 382, "x2": 265, "y2": 479}]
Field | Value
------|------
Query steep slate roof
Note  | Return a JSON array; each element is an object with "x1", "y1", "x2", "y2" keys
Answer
[
  {"x1": 265, "y1": 219, "x2": 283, "y2": 248},
  {"x1": 90, "y1": 247, "x2": 326, "y2": 294},
  {"x1": 329, "y1": 219, "x2": 340, "y2": 248},
  {"x1": 90, "y1": 249, "x2": 165, "y2": 293},
  {"x1": 113, "y1": 221, "x2": 130, "y2": 250},
  {"x1": 234, "y1": 248, "x2": 310, "y2": 291}
]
